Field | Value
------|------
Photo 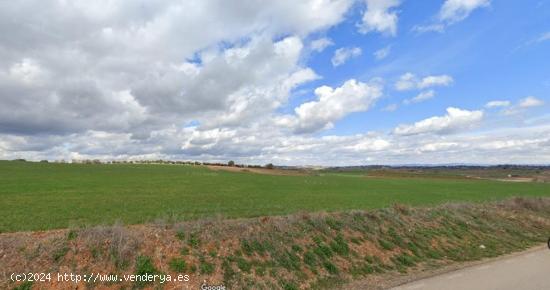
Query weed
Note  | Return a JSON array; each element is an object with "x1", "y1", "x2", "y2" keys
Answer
[
  {"x1": 378, "y1": 238, "x2": 395, "y2": 250},
  {"x1": 53, "y1": 246, "x2": 69, "y2": 262},
  {"x1": 252, "y1": 240, "x2": 267, "y2": 255},
  {"x1": 67, "y1": 230, "x2": 78, "y2": 240},
  {"x1": 209, "y1": 250, "x2": 217, "y2": 258},
  {"x1": 323, "y1": 261, "x2": 339, "y2": 275},
  {"x1": 180, "y1": 247, "x2": 190, "y2": 256},
  {"x1": 175, "y1": 230, "x2": 185, "y2": 240},
  {"x1": 241, "y1": 239, "x2": 253, "y2": 256},
  {"x1": 188, "y1": 233, "x2": 200, "y2": 248},
  {"x1": 199, "y1": 257, "x2": 215, "y2": 274},
  {"x1": 236, "y1": 257, "x2": 252, "y2": 272},
  {"x1": 303, "y1": 251, "x2": 317, "y2": 267},
  {"x1": 222, "y1": 259, "x2": 236, "y2": 284},
  {"x1": 134, "y1": 255, "x2": 159, "y2": 287},
  {"x1": 282, "y1": 281, "x2": 298, "y2": 290},
  {"x1": 168, "y1": 258, "x2": 186, "y2": 272},
  {"x1": 325, "y1": 217, "x2": 343, "y2": 231},
  {"x1": 12, "y1": 281, "x2": 33, "y2": 290},
  {"x1": 291, "y1": 244, "x2": 302, "y2": 252},
  {"x1": 329, "y1": 234, "x2": 350, "y2": 256}
]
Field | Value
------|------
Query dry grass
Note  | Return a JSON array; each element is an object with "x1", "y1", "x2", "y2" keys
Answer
[{"x1": 3, "y1": 197, "x2": 550, "y2": 290}]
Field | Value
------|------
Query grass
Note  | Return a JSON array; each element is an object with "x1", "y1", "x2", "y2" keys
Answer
[{"x1": 1, "y1": 160, "x2": 550, "y2": 232}]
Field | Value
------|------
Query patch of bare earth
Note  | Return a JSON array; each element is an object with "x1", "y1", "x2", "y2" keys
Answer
[{"x1": 207, "y1": 165, "x2": 309, "y2": 176}]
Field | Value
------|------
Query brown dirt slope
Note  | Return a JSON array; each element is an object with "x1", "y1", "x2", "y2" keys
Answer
[{"x1": 3, "y1": 197, "x2": 550, "y2": 290}]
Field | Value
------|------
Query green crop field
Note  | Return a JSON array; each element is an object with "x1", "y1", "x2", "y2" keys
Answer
[{"x1": 1, "y1": 160, "x2": 549, "y2": 232}]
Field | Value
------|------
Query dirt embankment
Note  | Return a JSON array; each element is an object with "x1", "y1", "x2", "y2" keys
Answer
[
  {"x1": 3, "y1": 197, "x2": 550, "y2": 290},
  {"x1": 207, "y1": 165, "x2": 309, "y2": 176}
]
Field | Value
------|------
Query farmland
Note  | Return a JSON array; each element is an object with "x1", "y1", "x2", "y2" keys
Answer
[{"x1": 1, "y1": 160, "x2": 549, "y2": 232}]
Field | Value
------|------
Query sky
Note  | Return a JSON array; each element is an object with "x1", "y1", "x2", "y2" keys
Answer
[{"x1": 0, "y1": 0, "x2": 549, "y2": 165}]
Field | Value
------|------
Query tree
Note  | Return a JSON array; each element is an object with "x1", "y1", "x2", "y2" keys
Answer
[
  {"x1": 265, "y1": 163, "x2": 274, "y2": 169},
  {"x1": 228, "y1": 160, "x2": 235, "y2": 167}
]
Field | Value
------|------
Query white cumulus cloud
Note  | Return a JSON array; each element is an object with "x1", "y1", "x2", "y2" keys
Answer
[
  {"x1": 358, "y1": 0, "x2": 401, "y2": 36},
  {"x1": 279, "y1": 79, "x2": 383, "y2": 134},
  {"x1": 310, "y1": 37, "x2": 334, "y2": 52},
  {"x1": 395, "y1": 73, "x2": 453, "y2": 91},
  {"x1": 373, "y1": 45, "x2": 391, "y2": 60},
  {"x1": 394, "y1": 107, "x2": 483, "y2": 135},
  {"x1": 485, "y1": 100, "x2": 511, "y2": 108},
  {"x1": 519, "y1": 96, "x2": 544, "y2": 108},
  {"x1": 331, "y1": 47, "x2": 362, "y2": 66}
]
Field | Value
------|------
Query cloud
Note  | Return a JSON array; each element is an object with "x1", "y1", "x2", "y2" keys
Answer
[
  {"x1": 411, "y1": 24, "x2": 445, "y2": 34},
  {"x1": 394, "y1": 107, "x2": 483, "y2": 136},
  {"x1": 413, "y1": 0, "x2": 490, "y2": 34},
  {"x1": 382, "y1": 103, "x2": 398, "y2": 112},
  {"x1": 418, "y1": 75, "x2": 454, "y2": 89},
  {"x1": 536, "y1": 32, "x2": 550, "y2": 43},
  {"x1": 278, "y1": 79, "x2": 383, "y2": 133},
  {"x1": 310, "y1": 37, "x2": 334, "y2": 52},
  {"x1": 404, "y1": 90, "x2": 436, "y2": 104},
  {"x1": 519, "y1": 96, "x2": 544, "y2": 108},
  {"x1": 358, "y1": 0, "x2": 401, "y2": 36},
  {"x1": 373, "y1": 45, "x2": 391, "y2": 60},
  {"x1": 439, "y1": 0, "x2": 491, "y2": 23},
  {"x1": 485, "y1": 100, "x2": 511, "y2": 108},
  {"x1": 331, "y1": 47, "x2": 362, "y2": 66},
  {"x1": 502, "y1": 96, "x2": 545, "y2": 116},
  {"x1": 0, "y1": 0, "x2": 355, "y2": 137},
  {"x1": 395, "y1": 73, "x2": 453, "y2": 91}
]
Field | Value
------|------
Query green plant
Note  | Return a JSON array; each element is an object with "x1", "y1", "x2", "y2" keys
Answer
[
  {"x1": 12, "y1": 281, "x2": 33, "y2": 290},
  {"x1": 199, "y1": 258, "x2": 215, "y2": 274},
  {"x1": 180, "y1": 247, "x2": 190, "y2": 256},
  {"x1": 291, "y1": 244, "x2": 302, "y2": 252},
  {"x1": 282, "y1": 281, "x2": 298, "y2": 290},
  {"x1": 168, "y1": 258, "x2": 186, "y2": 272},
  {"x1": 188, "y1": 233, "x2": 200, "y2": 248},
  {"x1": 53, "y1": 246, "x2": 69, "y2": 262},
  {"x1": 241, "y1": 240, "x2": 253, "y2": 256},
  {"x1": 323, "y1": 261, "x2": 339, "y2": 275},
  {"x1": 222, "y1": 259, "x2": 236, "y2": 284},
  {"x1": 236, "y1": 257, "x2": 252, "y2": 272},
  {"x1": 176, "y1": 230, "x2": 185, "y2": 240},
  {"x1": 303, "y1": 251, "x2": 317, "y2": 267},
  {"x1": 67, "y1": 230, "x2": 78, "y2": 240},
  {"x1": 329, "y1": 234, "x2": 349, "y2": 256},
  {"x1": 378, "y1": 238, "x2": 395, "y2": 250},
  {"x1": 134, "y1": 255, "x2": 159, "y2": 287}
]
